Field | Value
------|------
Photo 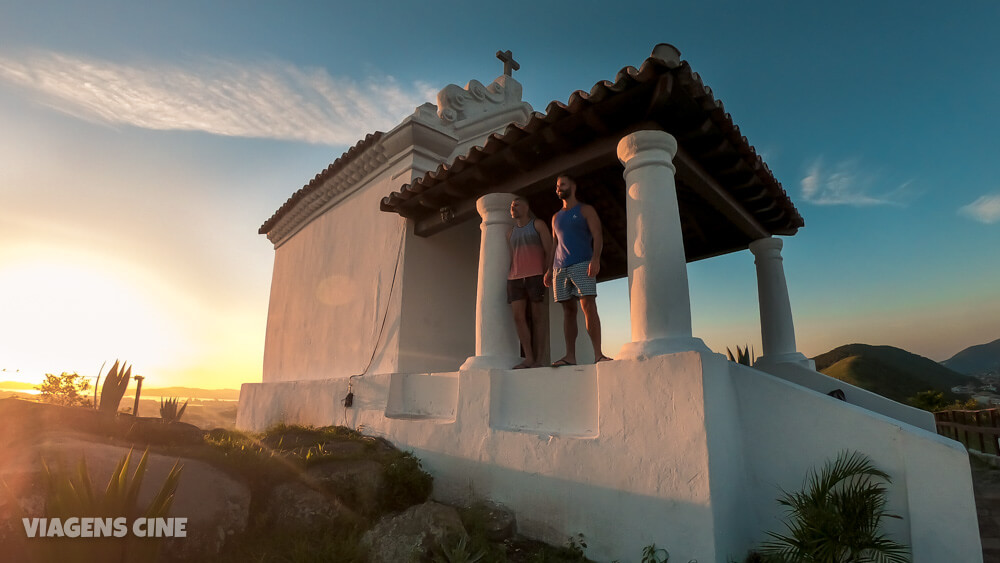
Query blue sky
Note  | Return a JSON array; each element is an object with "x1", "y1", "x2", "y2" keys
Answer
[{"x1": 1, "y1": 1, "x2": 998, "y2": 388}]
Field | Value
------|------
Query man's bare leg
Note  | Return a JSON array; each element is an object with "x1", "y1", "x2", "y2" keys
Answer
[
  {"x1": 580, "y1": 296, "x2": 610, "y2": 362},
  {"x1": 554, "y1": 298, "x2": 578, "y2": 365},
  {"x1": 529, "y1": 299, "x2": 547, "y2": 367},
  {"x1": 511, "y1": 299, "x2": 533, "y2": 368}
]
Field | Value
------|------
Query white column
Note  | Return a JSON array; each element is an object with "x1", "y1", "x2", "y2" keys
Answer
[
  {"x1": 748, "y1": 237, "x2": 814, "y2": 369},
  {"x1": 461, "y1": 193, "x2": 521, "y2": 370},
  {"x1": 617, "y1": 130, "x2": 709, "y2": 360}
]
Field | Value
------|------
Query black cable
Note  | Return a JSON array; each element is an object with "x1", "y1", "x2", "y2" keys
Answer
[
  {"x1": 359, "y1": 223, "x2": 406, "y2": 376},
  {"x1": 342, "y1": 222, "x2": 406, "y2": 422}
]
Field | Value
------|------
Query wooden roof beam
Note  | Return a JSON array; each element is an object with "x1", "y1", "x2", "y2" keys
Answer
[
  {"x1": 674, "y1": 146, "x2": 770, "y2": 240},
  {"x1": 414, "y1": 135, "x2": 621, "y2": 236}
]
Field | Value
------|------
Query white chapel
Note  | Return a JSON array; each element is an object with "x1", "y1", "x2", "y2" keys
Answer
[{"x1": 238, "y1": 45, "x2": 982, "y2": 562}]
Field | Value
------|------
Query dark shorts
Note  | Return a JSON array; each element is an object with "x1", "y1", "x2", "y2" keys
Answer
[{"x1": 507, "y1": 275, "x2": 546, "y2": 304}]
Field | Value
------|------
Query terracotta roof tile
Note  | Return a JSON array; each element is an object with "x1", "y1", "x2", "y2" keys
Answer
[{"x1": 258, "y1": 132, "x2": 383, "y2": 236}]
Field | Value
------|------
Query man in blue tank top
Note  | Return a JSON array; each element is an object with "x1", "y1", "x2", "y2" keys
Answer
[{"x1": 542, "y1": 175, "x2": 612, "y2": 366}]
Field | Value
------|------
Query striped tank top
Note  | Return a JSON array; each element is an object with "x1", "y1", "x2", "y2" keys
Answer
[{"x1": 508, "y1": 220, "x2": 546, "y2": 280}]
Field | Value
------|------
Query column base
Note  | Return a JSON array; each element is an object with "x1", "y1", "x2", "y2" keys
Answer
[
  {"x1": 618, "y1": 336, "x2": 711, "y2": 361},
  {"x1": 460, "y1": 355, "x2": 523, "y2": 371},
  {"x1": 753, "y1": 352, "x2": 816, "y2": 371}
]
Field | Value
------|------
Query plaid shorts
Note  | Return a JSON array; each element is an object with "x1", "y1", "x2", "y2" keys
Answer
[{"x1": 553, "y1": 261, "x2": 597, "y2": 302}]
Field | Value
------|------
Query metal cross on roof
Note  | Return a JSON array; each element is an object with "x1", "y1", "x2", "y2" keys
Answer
[{"x1": 496, "y1": 50, "x2": 520, "y2": 76}]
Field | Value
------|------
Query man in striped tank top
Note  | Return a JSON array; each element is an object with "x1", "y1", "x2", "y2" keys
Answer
[
  {"x1": 508, "y1": 196, "x2": 553, "y2": 369},
  {"x1": 542, "y1": 175, "x2": 612, "y2": 366}
]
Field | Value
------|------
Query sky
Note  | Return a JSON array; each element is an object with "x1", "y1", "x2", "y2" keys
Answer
[{"x1": 1, "y1": 1, "x2": 998, "y2": 390}]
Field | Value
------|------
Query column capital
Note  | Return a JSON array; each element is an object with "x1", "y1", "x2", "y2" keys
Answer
[
  {"x1": 749, "y1": 236, "x2": 783, "y2": 256},
  {"x1": 617, "y1": 130, "x2": 678, "y2": 174},
  {"x1": 476, "y1": 193, "x2": 517, "y2": 226}
]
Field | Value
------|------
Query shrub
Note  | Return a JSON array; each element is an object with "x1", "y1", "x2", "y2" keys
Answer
[
  {"x1": 908, "y1": 390, "x2": 981, "y2": 412},
  {"x1": 759, "y1": 451, "x2": 910, "y2": 563},
  {"x1": 378, "y1": 450, "x2": 433, "y2": 512},
  {"x1": 36, "y1": 372, "x2": 92, "y2": 407}
]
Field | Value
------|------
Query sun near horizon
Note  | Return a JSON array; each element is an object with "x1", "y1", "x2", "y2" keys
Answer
[{"x1": 0, "y1": 243, "x2": 264, "y2": 391}]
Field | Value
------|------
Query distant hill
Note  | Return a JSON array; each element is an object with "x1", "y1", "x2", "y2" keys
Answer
[
  {"x1": 0, "y1": 381, "x2": 240, "y2": 401},
  {"x1": 0, "y1": 381, "x2": 36, "y2": 390},
  {"x1": 135, "y1": 387, "x2": 241, "y2": 401},
  {"x1": 942, "y1": 338, "x2": 1000, "y2": 376},
  {"x1": 812, "y1": 344, "x2": 979, "y2": 404}
]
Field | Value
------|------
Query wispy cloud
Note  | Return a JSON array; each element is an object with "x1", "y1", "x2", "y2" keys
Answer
[
  {"x1": 0, "y1": 51, "x2": 438, "y2": 144},
  {"x1": 959, "y1": 193, "x2": 1000, "y2": 224},
  {"x1": 800, "y1": 158, "x2": 911, "y2": 206}
]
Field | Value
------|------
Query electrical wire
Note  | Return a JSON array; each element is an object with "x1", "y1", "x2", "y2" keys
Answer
[{"x1": 342, "y1": 221, "x2": 407, "y2": 424}]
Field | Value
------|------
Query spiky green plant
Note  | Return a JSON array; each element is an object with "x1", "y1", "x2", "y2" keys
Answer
[
  {"x1": 93, "y1": 360, "x2": 106, "y2": 409},
  {"x1": 32, "y1": 448, "x2": 183, "y2": 563},
  {"x1": 98, "y1": 360, "x2": 131, "y2": 414},
  {"x1": 159, "y1": 397, "x2": 189, "y2": 423},
  {"x1": 432, "y1": 532, "x2": 487, "y2": 563},
  {"x1": 640, "y1": 543, "x2": 669, "y2": 563},
  {"x1": 759, "y1": 451, "x2": 910, "y2": 563},
  {"x1": 727, "y1": 345, "x2": 755, "y2": 366}
]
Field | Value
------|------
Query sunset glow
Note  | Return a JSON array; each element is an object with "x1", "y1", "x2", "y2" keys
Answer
[
  {"x1": 0, "y1": 245, "x2": 194, "y2": 381},
  {"x1": 1, "y1": 2, "x2": 997, "y2": 392}
]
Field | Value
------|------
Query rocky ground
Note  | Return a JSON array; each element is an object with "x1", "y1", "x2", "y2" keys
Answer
[{"x1": 0, "y1": 398, "x2": 594, "y2": 562}]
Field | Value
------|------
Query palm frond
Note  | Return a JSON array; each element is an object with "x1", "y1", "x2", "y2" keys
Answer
[{"x1": 759, "y1": 451, "x2": 910, "y2": 563}]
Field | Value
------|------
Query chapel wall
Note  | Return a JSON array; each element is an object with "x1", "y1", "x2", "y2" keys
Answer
[
  {"x1": 729, "y1": 362, "x2": 981, "y2": 563},
  {"x1": 395, "y1": 218, "x2": 480, "y2": 374},
  {"x1": 261, "y1": 167, "x2": 409, "y2": 383},
  {"x1": 238, "y1": 352, "x2": 983, "y2": 562}
]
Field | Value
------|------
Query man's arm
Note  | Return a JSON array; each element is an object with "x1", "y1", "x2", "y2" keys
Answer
[
  {"x1": 535, "y1": 218, "x2": 554, "y2": 280},
  {"x1": 543, "y1": 215, "x2": 558, "y2": 287},
  {"x1": 582, "y1": 205, "x2": 603, "y2": 279}
]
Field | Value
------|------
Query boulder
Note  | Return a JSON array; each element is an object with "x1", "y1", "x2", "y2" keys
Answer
[
  {"x1": 305, "y1": 458, "x2": 384, "y2": 515},
  {"x1": 475, "y1": 501, "x2": 517, "y2": 541},
  {"x1": 118, "y1": 417, "x2": 204, "y2": 446},
  {"x1": 362, "y1": 502, "x2": 466, "y2": 563},
  {"x1": 263, "y1": 481, "x2": 354, "y2": 528}
]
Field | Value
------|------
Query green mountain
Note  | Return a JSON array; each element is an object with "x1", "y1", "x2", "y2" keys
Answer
[
  {"x1": 812, "y1": 343, "x2": 979, "y2": 404},
  {"x1": 942, "y1": 338, "x2": 1000, "y2": 376}
]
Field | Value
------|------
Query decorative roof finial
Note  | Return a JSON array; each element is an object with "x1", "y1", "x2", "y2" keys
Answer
[
  {"x1": 651, "y1": 43, "x2": 681, "y2": 68},
  {"x1": 496, "y1": 50, "x2": 520, "y2": 76}
]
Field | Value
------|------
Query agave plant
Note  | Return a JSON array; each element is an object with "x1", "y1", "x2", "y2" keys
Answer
[
  {"x1": 98, "y1": 360, "x2": 132, "y2": 414},
  {"x1": 727, "y1": 344, "x2": 755, "y2": 366},
  {"x1": 36, "y1": 449, "x2": 183, "y2": 563},
  {"x1": 431, "y1": 532, "x2": 487, "y2": 563},
  {"x1": 759, "y1": 451, "x2": 910, "y2": 563},
  {"x1": 160, "y1": 397, "x2": 189, "y2": 423}
]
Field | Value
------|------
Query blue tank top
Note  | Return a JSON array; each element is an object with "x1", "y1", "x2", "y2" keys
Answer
[{"x1": 552, "y1": 204, "x2": 593, "y2": 269}]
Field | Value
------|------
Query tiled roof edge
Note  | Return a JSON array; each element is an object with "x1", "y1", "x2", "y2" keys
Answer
[{"x1": 259, "y1": 132, "x2": 385, "y2": 239}]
